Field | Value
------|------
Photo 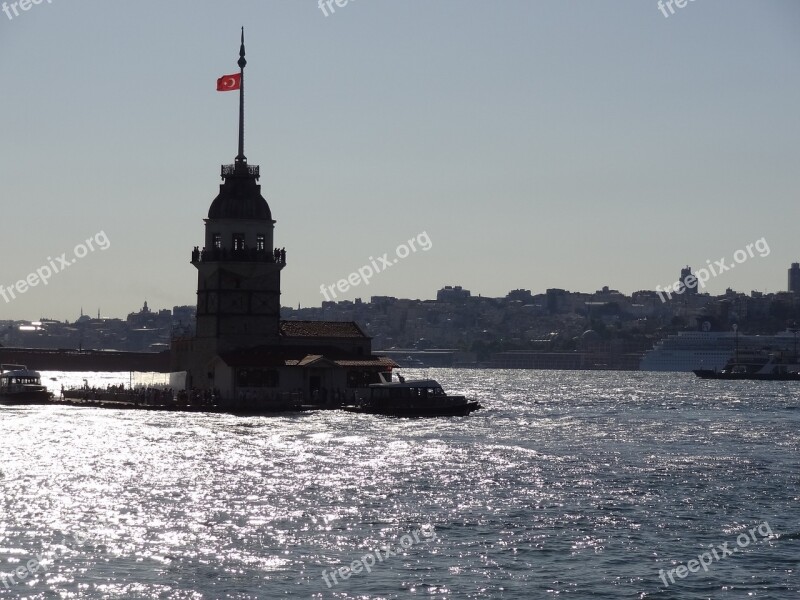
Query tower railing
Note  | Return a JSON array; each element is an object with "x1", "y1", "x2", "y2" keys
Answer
[
  {"x1": 221, "y1": 164, "x2": 260, "y2": 179},
  {"x1": 191, "y1": 246, "x2": 285, "y2": 264}
]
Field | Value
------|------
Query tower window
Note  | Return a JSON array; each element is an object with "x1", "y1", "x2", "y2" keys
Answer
[
  {"x1": 256, "y1": 234, "x2": 265, "y2": 251},
  {"x1": 233, "y1": 234, "x2": 245, "y2": 251},
  {"x1": 213, "y1": 234, "x2": 222, "y2": 249}
]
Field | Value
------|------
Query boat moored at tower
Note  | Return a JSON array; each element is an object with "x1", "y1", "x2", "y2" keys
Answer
[
  {"x1": 0, "y1": 365, "x2": 53, "y2": 405},
  {"x1": 345, "y1": 373, "x2": 482, "y2": 417}
]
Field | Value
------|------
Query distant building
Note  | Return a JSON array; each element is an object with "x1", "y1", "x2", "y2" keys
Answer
[
  {"x1": 789, "y1": 263, "x2": 800, "y2": 294},
  {"x1": 506, "y1": 289, "x2": 533, "y2": 303},
  {"x1": 172, "y1": 305, "x2": 196, "y2": 337},
  {"x1": 680, "y1": 266, "x2": 698, "y2": 295},
  {"x1": 437, "y1": 285, "x2": 471, "y2": 303},
  {"x1": 127, "y1": 301, "x2": 171, "y2": 330},
  {"x1": 546, "y1": 288, "x2": 569, "y2": 313}
]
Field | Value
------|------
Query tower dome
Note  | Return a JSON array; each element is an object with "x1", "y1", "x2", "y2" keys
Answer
[{"x1": 208, "y1": 163, "x2": 272, "y2": 221}]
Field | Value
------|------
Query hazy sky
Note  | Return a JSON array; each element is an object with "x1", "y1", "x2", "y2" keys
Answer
[{"x1": 1, "y1": 1, "x2": 798, "y2": 321}]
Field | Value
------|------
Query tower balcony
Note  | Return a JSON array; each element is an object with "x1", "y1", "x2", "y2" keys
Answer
[
  {"x1": 191, "y1": 246, "x2": 286, "y2": 265},
  {"x1": 221, "y1": 164, "x2": 260, "y2": 179}
]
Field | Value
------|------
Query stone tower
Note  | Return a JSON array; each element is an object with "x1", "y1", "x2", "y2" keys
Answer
[{"x1": 189, "y1": 29, "x2": 285, "y2": 359}]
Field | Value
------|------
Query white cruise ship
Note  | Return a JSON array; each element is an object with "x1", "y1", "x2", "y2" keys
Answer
[{"x1": 640, "y1": 329, "x2": 798, "y2": 372}]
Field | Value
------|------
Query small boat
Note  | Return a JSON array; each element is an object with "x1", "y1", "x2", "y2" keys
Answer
[
  {"x1": 400, "y1": 356, "x2": 426, "y2": 368},
  {"x1": 345, "y1": 373, "x2": 481, "y2": 417},
  {"x1": 0, "y1": 364, "x2": 53, "y2": 405}
]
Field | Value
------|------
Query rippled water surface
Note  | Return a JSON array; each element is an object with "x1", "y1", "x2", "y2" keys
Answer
[{"x1": 1, "y1": 369, "x2": 799, "y2": 599}]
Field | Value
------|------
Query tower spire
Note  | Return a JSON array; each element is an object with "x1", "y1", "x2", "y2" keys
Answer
[{"x1": 236, "y1": 27, "x2": 247, "y2": 166}]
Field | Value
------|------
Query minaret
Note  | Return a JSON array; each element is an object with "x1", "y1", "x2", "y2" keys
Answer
[{"x1": 190, "y1": 29, "x2": 285, "y2": 360}]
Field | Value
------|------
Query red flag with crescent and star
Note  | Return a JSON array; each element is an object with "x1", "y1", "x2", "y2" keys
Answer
[{"x1": 217, "y1": 73, "x2": 241, "y2": 91}]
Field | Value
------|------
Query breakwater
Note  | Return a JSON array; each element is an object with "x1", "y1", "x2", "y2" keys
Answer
[{"x1": 0, "y1": 348, "x2": 171, "y2": 372}]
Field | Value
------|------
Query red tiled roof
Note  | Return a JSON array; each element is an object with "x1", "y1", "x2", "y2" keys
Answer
[{"x1": 280, "y1": 320, "x2": 368, "y2": 339}]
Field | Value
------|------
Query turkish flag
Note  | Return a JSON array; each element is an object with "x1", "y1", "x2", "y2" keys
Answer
[{"x1": 216, "y1": 73, "x2": 241, "y2": 91}]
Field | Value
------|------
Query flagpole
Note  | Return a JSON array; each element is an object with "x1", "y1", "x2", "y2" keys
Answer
[{"x1": 236, "y1": 27, "x2": 247, "y2": 166}]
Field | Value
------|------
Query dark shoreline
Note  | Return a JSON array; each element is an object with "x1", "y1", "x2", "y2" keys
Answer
[{"x1": 0, "y1": 348, "x2": 171, "y2": 372}]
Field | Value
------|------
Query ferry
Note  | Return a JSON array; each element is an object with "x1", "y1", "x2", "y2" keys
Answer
[
  {"x1": 346, "y1": 373, "x2": 482, "y2": 417},
  {"x1": 693, "y1": 350, "x2": 800, "y2": 381},
  {"x1": 640, "y1": 328, "x2": 799, "y2": 372},
  {"x1": 0, "y1": 365, "x2": 53, "y2": 405}
]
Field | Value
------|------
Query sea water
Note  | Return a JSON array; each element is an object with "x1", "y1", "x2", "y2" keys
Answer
[{"x1": 0, "y1": 369, "x2": 798, "y2": 598}]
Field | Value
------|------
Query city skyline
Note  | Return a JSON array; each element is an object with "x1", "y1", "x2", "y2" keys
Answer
[{"x1": 1, "y1": 1, "x2": 799, "y2": 320}]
